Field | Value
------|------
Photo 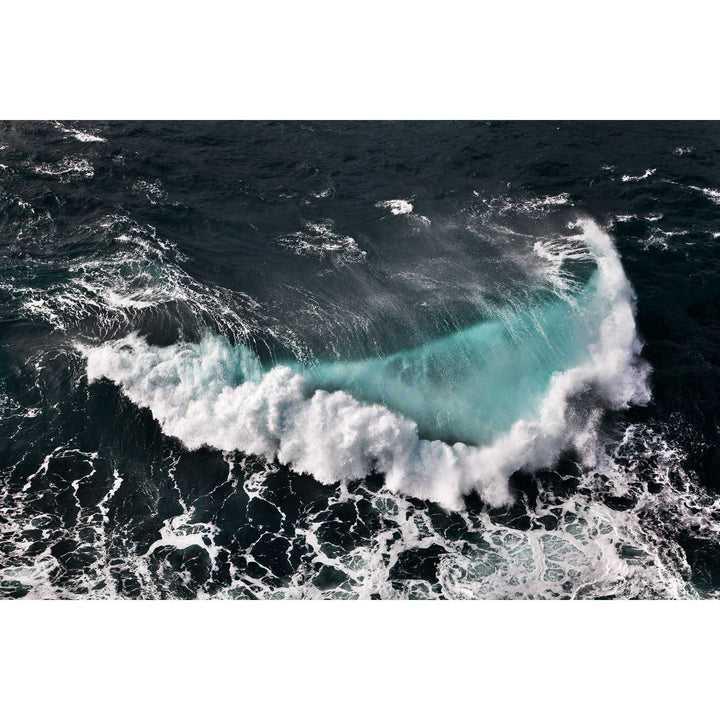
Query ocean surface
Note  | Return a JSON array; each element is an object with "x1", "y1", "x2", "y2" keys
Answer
[{"x1": 1, "y1": 120, "x2": 719, "y2": 599}]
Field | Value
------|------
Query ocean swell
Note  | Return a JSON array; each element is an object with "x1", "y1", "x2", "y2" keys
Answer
[{"x1": 82, "y1": 218, "x2": 650, "y2": 510}]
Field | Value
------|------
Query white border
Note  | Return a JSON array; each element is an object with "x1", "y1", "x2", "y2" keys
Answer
[
  {"x1": 2, "y1": 1, "x2": 719, "y2": 119},
  {"x1": 2, "y1": 600, "x2": 718, "y2": 717}
]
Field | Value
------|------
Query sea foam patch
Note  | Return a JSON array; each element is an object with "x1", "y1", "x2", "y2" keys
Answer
[
  {"x1": 376, "y1": 199, "x2": 414, "y2": 215},
  {"x1": 52, "y1": 121, "x2": 107, "y2": 143}
]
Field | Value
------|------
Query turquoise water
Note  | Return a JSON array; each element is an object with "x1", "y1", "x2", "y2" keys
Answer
[{"x1": 288, "y1": 272, "x2": 601, "y2": 445}]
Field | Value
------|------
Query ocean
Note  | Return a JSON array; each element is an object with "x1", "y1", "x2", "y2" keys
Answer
[{"x1": 1, "y1": 120, "x2": 719, "y2": 599}]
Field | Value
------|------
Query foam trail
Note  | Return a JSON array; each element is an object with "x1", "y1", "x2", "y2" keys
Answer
[{"x1": 83, "y1": 218, "x2": 650, "y2": 510}]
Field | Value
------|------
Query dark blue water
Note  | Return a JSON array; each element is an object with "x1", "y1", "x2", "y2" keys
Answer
[{"x1": 2, "y1": 121, "x2": 720, "y2": 598}]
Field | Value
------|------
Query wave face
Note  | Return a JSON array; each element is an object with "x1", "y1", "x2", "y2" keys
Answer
[{"x1": 84, "y1": 219, "x2": 650, "y2": 510}]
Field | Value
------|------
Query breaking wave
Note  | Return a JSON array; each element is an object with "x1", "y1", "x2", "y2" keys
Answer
[{"x1": 82, "y1": 218, "x2": 650, "y2": 509}]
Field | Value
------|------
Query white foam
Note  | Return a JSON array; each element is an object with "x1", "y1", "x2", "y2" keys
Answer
[
  {"x1": 132, "y1": 179, "x2": 168, "y2": 204},
  {"x1": 474, "y1": 193, "x2": 572, "y2": 219},
  {"x1": 14, "y1": 213, "x2": 263, "y2": 343},
  {"x1": 662, "y1": 178, "x2": 720, "y2": 205},
  {"x1": 621, "y1": 168, "x2": 656, "y2": 182},
  {"x1": 642, "y1": 233, "x2": 669, "y2": 251},
  {"x1": 533, "y1": 235, "x2": 592, "y2": 296},
  {"x1": 534, "y1": 193, "x2": 571, "y2": 207},
  {"x1": 278, "y1": 220, "x2": 366, "y2": 264},
  {"x1": 376, "y1": 199, "x2": 414, "y2": 215},
  {"x1": 53, "y1": 121, "x2": 107, "y2": 143},
  {"x1": 34, "y1": 157, "x2": 94, "y2": 178},
  {"x1": 275, "y1": 422, "x2": 698, "y2": 599},
  {"x1": 687, "y1": 184, "x2": 720, "y2": 204}
]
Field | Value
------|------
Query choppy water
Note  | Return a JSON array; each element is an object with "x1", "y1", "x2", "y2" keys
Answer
[{"x1": 2, "y1": 121, "x2": 720, "y2": 598}]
